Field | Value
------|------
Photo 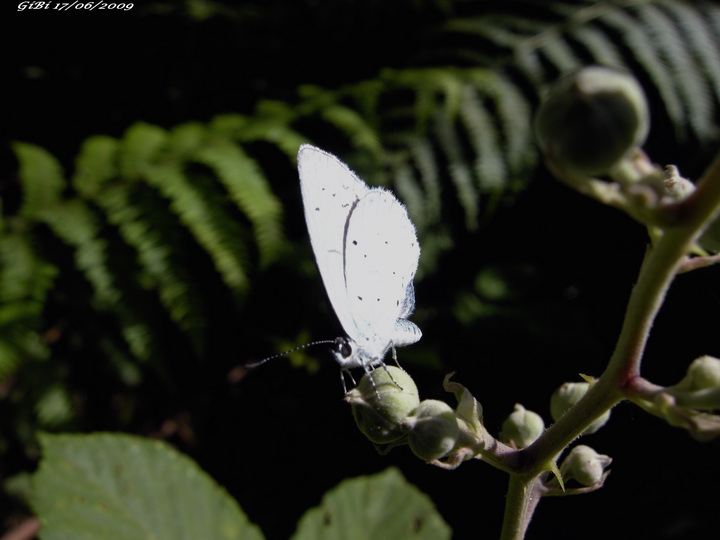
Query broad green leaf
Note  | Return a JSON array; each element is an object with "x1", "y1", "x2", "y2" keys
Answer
[
  {"x1": 292, "y1": 468, "x2": 451, "y2": 540},
  {"x1": 32, "y1": 433, "x2": 264, "y2": 540}
]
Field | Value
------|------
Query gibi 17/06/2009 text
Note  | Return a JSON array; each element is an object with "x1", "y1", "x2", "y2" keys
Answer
[{"x1": 18, "y1": 1, "x2": 133, "y2": 11}]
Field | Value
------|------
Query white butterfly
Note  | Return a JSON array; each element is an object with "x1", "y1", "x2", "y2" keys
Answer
[{"x1": 298, "y1": 144, "x2": 422, "y2": 390}]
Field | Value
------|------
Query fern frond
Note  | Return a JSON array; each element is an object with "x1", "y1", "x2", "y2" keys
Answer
[
  {"x1": 433, "y1": 111, "x2": 479, "y2": 229},
  {"x1": 459, "y1": 85, "x2": 507, "y2": 192},
  {"x1": 0, "y1": 231, "x2": 58, "y2": 304},
  {"x1": 391, "y1": 157, "x2": 428, "y2": 231},
  {"x1": 321, "y1": 103, "x2": 383, "y2": 154},
  {"x1": 209, "y1": 108, "x2": 308, "y2": 156},
  {"x1": 384, "y1": 68, "x2": 467, "y2": 124},
  {"x1": 13, "y1": 143, "x2": 66, "y2": 220},
  {"x1": 97, "y1": 183, "x2": 209, "y2": 348},
  {"x1": 143, "y1": 164, "x2": 251, "y2": 293},
  {"x1": 73, "y1": 136, "x2": 120, "y2": 198},
  {"x1": 41, "y1": 200, "x2": 157, "y2": 362},
  {"x1": 438, "y1": 0, "x2": 720, "y2": 147},
  {"x1": 72, "y1": 133, "x2": 208, "y2": 348},
  {"x1": 193, "y1": 140, "x2": 285, "y2": 268},
  {"x1": 569, "y1": 25, "x2": 626, "y2": 69},
  {"x1": 167, "y1": 122, "x2": 207, "y2": 156},
  {"x1": 408, "y1": 137, "x2": 442, "y2": 224},
  {"x1": 633, "y1": 3, "x2": 715, "y2": 140},
  {"x1": 0, "y1": 232, "x2": 56, "y2": 377},
  {"x1": 599, "y1": 7, "x2": 686, "y2": 136},
  {"x1": 659, "y1": 1, "x2": 720, "y2": 106},
  {"x1": 120, "y1": 123, "x2": 169, "y2": 179},
  {"x1": 494, "y1": 75, "x2": 536, "y2": 178}
]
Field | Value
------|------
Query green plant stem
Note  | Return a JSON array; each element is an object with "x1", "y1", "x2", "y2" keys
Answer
[
  {"x1": 500, "y1": 474, "x2": 544, "y2": 540},
  {"x1": 498, "y1": 152, "x2": 720, "y2": 539}
]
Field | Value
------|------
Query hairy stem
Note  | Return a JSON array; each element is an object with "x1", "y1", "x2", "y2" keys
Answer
[
  {"x1": 500, "y1": 475, "x2": 544, "y2": 540},
  {"x1": 499, "y1": 152, "x2": 720, "y2": 539}
]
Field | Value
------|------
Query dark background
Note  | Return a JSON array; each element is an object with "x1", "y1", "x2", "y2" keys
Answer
[{"x1": 4, "y1": 1, "x2": 720, "y2": 539}]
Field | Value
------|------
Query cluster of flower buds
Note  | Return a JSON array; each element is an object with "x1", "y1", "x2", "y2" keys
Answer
[
  {"x1": 346, "y1": 367, "x2": 460, "y2": 461},
  {"x1": 347, "y1": 368, "x2": 618, "y2": 478}
]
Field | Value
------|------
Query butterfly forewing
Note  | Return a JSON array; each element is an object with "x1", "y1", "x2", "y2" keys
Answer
[{"x1": 298, "y1": 145, "x2": 369, "y2": 336}]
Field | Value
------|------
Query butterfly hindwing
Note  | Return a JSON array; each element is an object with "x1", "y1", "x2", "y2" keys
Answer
[{"x1": 343, "y1": 189, "x2": 421, "y2": 360}]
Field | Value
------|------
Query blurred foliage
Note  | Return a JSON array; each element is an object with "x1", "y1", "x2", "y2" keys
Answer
[{"x1": 3, "y1": 0, "x2": 720, "y2": 538}]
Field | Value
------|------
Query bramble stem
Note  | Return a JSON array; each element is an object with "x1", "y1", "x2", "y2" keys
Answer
[
  {"x1": 500, "y1": 475, "x2": 544, "y2": 540},
  {"x1": 499, "y1": 152, "x2": 720, "y2": 539}
]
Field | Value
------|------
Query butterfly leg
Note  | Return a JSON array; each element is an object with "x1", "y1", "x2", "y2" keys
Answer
[
  {"x1": 379, "y1": 360, "x2": 404, "y2": 392},
  {"x1": 390, "y1": 344, "x2": 404, "y2": 369},
  {"x1": 359, "y1": 364, "x2": 383, "y2": 400},
  {"x1": 340, "y1": 369, "x2": 358, "y2": 394}
]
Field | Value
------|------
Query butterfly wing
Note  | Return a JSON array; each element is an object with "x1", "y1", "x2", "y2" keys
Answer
[
  {"x1": 343, "y1": 189, "x2": 421, "y2": 361},
  {"x1": 298, "y1": 145, "x2": 370, "y2": 336}
]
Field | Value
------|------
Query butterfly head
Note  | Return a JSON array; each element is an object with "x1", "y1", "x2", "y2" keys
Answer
[{"x1": 331, "y1": 336, "x2": 359, "y2": 368}]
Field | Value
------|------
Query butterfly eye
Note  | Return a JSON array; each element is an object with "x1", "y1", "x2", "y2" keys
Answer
[{"x1": 334, "y1": 337, "x2": 354, "y2": 358}]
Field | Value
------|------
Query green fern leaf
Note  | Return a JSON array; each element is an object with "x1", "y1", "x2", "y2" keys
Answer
[
  {"x1": 598, "y1": 8, "x2": 686, "y2": 135},
  {"x1": 97, "y1": 183, "x2": 209, "y2": 348},
  {"x1": 143, "y1": 164, "x2": 251, "y2": 293},
  {"x1": 13, "y1": 143, "x2": 66, "y2": 220},
  {"x1": 73, "y1": 133, "x2": 208, "y2": 350},
  {"x1": 120, "y1": 122, "x2": 169, "y2": 179},
  {"x1": 570, "y1": 25, "x2": 623, "y2": 68},
  {"x1": 460, "y1": 85, "x2": 507, "y2": 192},
  {"x1": 659, "y1": 1, "x2": 720, "y2": 107},
  {"x1": 321, "y1": 103, "x2": 382, "y2": 154},
  {"x1": 193, "y1": 141, "x2": 285, "y2": 268},
  {"x1": 391, "y1": 158, "x2": 428, "y2": 231},
  {"x1": 167, "y1": 121, "x2": 207, "y2": 156},
  {"x1": 73, "y1": 135, "x2": 120, "y2": 198},
  {"x1": 634, "y1": 3, "x2": 715, "y2": 140},
  {"x1": 494, "y1": 75, "x2": 536, "y2": 178},
  {"x1": 41, "y1": 200, "x2": 157, "y2": 362},
  {"x1": 0, "y1": 231, "x2": 57, "y2": 377},
  {"x1": 433, "y1": 111, "x2": 479, "y2": 229},
  {"x1": 408, "y1": 137, "x2": 442, "y2": 224}
]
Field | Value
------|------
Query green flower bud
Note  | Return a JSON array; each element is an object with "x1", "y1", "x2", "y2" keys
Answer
[
  {"x1": 561, "y1": 445, "x2": 612, "y2": 486},
  {"x1": 674, "y1": 356, "x2": 720, "y2": 391},
  {"x1": 500, "y1": 404, "x2": 544, "y2": 449},
  {"x1": 404, "y1": 399, "x2": 459, "y2": 461},
  {"x1": 550, "y1": 382, "x2": 611, "y2": 435},
  {"x1": 534, "y1": 66, "x2": 649, "y2": 176},
  {"x1": 345, "y1": 366, "x2": 420, "y2": 444}
]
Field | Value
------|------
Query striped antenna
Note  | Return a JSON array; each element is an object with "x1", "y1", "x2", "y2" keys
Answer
[
  {"x1": 228, "y1": 340, "x2": 337, "y2": 384},
  {"x1": 245, "y1": 340, "x2": 337, "y2": 369}
]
